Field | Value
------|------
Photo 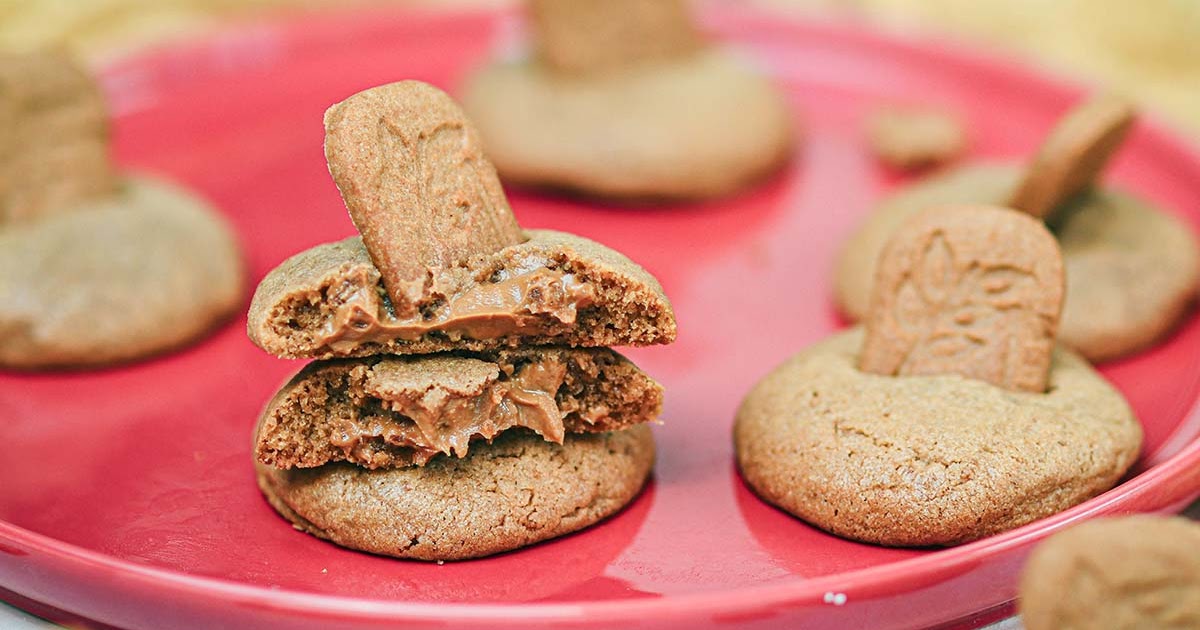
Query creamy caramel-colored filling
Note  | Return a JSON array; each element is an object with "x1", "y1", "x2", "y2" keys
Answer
[
  {"x1": 329, "y1": 356, "x2": 570, "y2": 465},
  {"x1": 319, "y1": 264, "x2": 596, "y2": 353}
]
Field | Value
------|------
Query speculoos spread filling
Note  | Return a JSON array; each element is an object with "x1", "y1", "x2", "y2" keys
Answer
[
  {"x1": 319, "y1": 261, "x2": 596, "y2": 353},
  {"x1": 330, "y1": 355, "x2": 570, "y2": 465}
]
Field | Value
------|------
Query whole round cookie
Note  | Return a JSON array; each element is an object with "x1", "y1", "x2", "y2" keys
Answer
[
  {"x1": 257, "y1": 425, "x2": 655, "y2": 561},
  {"x1": 833, "y1": 163, "x2": 1200, "y2": 361},
  {"x1": 734, "y1": 328, "x2": 1142, "y2": 547},
  {"x1": 0, "y1": 176, "x2": 244, "y2": 369},
  {"x1": 462, "y1": 49, "x2": 793, "y2": 200},
  {"x1": 1019, "y1": 516, "x2": 1200, "y2": 630}
]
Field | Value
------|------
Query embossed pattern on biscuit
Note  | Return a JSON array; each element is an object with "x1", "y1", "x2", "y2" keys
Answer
[
  {"x1": 0, "y1": 52, "x2": 116, "y2": 224},
  {"x1": 529, "y1": 0, "x2": 701, "y2": 74},
  {"x1": 1008, "y1": 94, "x2": 1135, "y2": 220},
  {"x1": 859, "y1": 205, "x2": 1065, "y2": 392},
  {"x1": 323, "y1": 81, "x2": 524, "y2": 318}
]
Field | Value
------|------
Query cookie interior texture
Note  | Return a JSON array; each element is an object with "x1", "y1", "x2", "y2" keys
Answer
[
  {"x1": 248, "y1": 229, "x2": 676, "y2": 359},
  {"x1": 1018, "y1": 516, "x2": 1200, "y2": 630},
  {"x1": 257, "y1": 425, "x2": 655, "y2": 561},
  {"x1": 462, "y1": 49, "x2": 793, "y2": 200},
  {"x1": 734, "y1": 328, "x2": 1142, "y2": 547},
  {"x1": 0, "y1": 176, "x2": 243, "y2": 368},
  {"x1": 833, "y1": 163, "x2": 1200, "y2": 361},
  {"x1": 255, "y1": 346, "x2": 663, "y2": 469}
]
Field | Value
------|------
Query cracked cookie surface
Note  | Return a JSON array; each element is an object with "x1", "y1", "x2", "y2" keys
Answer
[
  {"x1": 734, "y1": 327, "x2": 1141, "y2": 547},
  {"x1": 257, "y1": 424, "x2": 654, "y2": 561}
]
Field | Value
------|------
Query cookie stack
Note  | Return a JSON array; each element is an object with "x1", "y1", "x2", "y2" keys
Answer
[{"x1": 247, "y1": 81, "x2": 677, "y2": 561}]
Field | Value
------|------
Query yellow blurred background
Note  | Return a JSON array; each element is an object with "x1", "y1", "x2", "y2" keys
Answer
[{"x1": 2, "y1": 0, "x2": 1198, "y2": 136}]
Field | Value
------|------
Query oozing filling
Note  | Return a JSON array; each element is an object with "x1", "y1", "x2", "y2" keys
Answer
[
  {"x1": 317, "y1": 261, "x2": 596, "y2": 353},
  {"x1": 331, "y1": 355, "x2": 571, "y2": 465}
]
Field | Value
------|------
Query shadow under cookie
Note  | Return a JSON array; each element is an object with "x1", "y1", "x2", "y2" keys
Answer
[
  {"x1": 733, "y1": 328, "x2": 1142, "y2": 547},
  {"x1": 462, "y1": 49, "x2": 793, "y2": 201},
  {"x1": 257, "y1": 425, "x2": 655, "y2": 561},
  {"x1": 833, "y1": 163, "x2": 1200, "y2": 361},
  {"x1": 0, "y1": 176, "x2": 244, "y2": 369}
]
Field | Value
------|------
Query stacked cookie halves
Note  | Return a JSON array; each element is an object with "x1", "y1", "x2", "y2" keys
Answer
[{"x1": 247, "y1": 82, "x2": 675, "y2": 561}]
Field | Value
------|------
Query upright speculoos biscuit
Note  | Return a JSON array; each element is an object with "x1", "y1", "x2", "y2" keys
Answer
[
  {"x1": 461, "y1": 1, "x2": 793, "y2": 200},
  {"x1": 734, "y1": 329, "x2": 1141, "y2": 547},
  {"x1": 255, "y1": 346, "x2": 663, "y2": 469},
  {"x1": 859, "y1": 205, "x2": 1064, "y2": 392},
  {"x1": 0, "y1": 51, "x2": 116, "y2": 224},
  {"x1": 1018, "y1": 516, "x2": 1200, "y2": 630},
  {"x1": 324, "y1": 82, "x2": 524, "y2": 317},
  {"x1": 834, "y1": 164, "x2": 1200, "y2": 361},
  {"x1": 248, "y1": 229, "x2": 676, "y2": 359},
  {"x1": 258, "y1": 425, "x2": 655, "y2": 561}
]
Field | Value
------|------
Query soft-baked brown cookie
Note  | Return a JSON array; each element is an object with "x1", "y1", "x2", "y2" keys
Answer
[
  {"x1": 867, "y1": 107, "x2": 966, "y2": 171},
  {"x1": 733, "y1": 328, "x2": 1142, "y2": 547},
  {"x1": 529, "y1": 0, "x2": 700, "y2": 75},
  {"x1": 859, "y1": 205, "x2": 1064, "y2": 392},
  {"x1": 248, "y1": 229, "x2": 676, "y2": 359},
  {"x1": 255, "y1": 346, "x2": 663, "y2": 469},
  {"x1": 1019, "y1": 516, "x2": 1200, "y2": 630},
  {"x1": 0, "y1": 177, "x2": 243, "y2": 369},
  {"x1": 257, "y1": 425, "x2": 655, "y2": 561},
  {"x1": 0, "y1": 52, "x2": 115, "y2": 224},
  {"x1": 833, "y1": 163, "x2": 1200, "y2": 361},
  {"x1": 462, "y1": 29, "x2": 793, "y2": 200}
]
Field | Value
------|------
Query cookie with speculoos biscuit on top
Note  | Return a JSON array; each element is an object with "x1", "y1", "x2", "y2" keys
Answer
[
  {"x1": 735, "y1": 204, "x2": 1141, "y2": 547},
  {"x1": 834, "y1": 93, "x2": 1200, "y2": 362},
  {"x1": 0, "y1": 51, "x2": 244, "y2": 370},
  {"x1": 460, "y1": 0, "x2": 794, "y2": 201},
  {"x1": 249, "y1": 81, "x2": 675, "y2": 560}
]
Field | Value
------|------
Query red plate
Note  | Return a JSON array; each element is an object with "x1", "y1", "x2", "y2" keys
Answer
[{"x1": 2, "y1": 6, "x2": 1200, "y2": 630}]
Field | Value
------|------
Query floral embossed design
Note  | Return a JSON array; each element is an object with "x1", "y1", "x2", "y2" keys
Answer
[{"x1": 861, "y1": 214, "x2": 1060, "y2": 393}]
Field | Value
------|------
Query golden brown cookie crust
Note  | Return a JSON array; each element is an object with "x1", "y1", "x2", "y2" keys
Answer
[
  {"x1": 734, "y1": 328, "x2": 1142, "y2": 547},
  {"x1": 0, "y1": 176, "x2": 244, "y2": 369},
  {"x1": 462, "y1": 49, "x2": 793, "y2": 200},
  {"x1": 833, "y1": 163, "x2": 1200, "y2": 361},
  {"x1": 529, "y1": 0, "x2": 700, "y2": 75},
  {"x1": 255, "y1": 347, "x2": 664, "y2": 469},
  {"x1": 257, "y1": 425, "x2": 655, "y2": 561},
  {"x1": 247, "y1": 229, "x2": 677, "y2": 359},
  {"x1": 1019, "y1": 516, "x2": 1200, "y2": 630}
]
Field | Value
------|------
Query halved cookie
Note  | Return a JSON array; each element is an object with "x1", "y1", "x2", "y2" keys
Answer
[
  {"x1": 255, "y1": 346, "x2": 662, "y2": 469},
  {"x1": 257, "y1": 425, "x2": 654, "y2": 561},
  {"x1": 248, "y1": 229, "x2": 676, "y2": 359}
]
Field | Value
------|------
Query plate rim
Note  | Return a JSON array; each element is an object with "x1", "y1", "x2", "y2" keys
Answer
[{"x1": 4, "y1": 3, "x2": 1200, "y2": 626}]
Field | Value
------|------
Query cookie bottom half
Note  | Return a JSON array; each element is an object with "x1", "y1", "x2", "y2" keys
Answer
[
  {"x1": 257, "y1": 425, "x2": 655, "y2": 561},
  {"x1": 734, "y1": 328, "x2": 1142, "y2": 547}
]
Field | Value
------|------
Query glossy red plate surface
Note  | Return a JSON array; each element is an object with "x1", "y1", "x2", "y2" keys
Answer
[{"x1": 3, "y1": 6, "x2": 1200, "y2": 630}]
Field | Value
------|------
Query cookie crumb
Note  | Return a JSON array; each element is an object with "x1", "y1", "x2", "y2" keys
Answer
[{"x1": 867, "y1": 107, "x2": 966, "y2": 171}]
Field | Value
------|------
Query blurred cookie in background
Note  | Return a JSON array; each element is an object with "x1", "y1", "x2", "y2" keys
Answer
[{"x1": 0, "y1": 51, "x2": 244, "y2": 369}]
